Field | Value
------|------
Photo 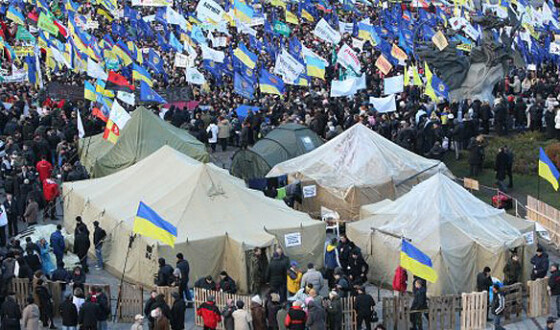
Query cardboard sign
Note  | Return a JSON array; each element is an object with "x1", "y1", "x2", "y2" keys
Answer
[{"x1": 284, "y1": 232, "x2": 302, "y2": 247}]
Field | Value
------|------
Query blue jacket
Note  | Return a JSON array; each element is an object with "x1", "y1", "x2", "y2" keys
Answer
[
  {"x1": 325, "y1": 244, "x2": 341, "y2": 270},
  {"x1": 50, "y1": 230, "x2": 65, "y2": 256}
]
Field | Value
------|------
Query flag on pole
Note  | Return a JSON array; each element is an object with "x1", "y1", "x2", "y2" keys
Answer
[
  {"x1": 539, "y1": 147, "x2": 560, "y2": 191},
  {"x1": 133, "y1": 202, "x2": 177, "y2": 247},
  {"x1": 400, "y1": 239, "x2": 438, "y2": 283}
]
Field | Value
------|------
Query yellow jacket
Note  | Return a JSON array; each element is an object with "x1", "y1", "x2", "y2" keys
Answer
[{"x1": 287, "y1": 270, "x2": 303, "y2": 294}]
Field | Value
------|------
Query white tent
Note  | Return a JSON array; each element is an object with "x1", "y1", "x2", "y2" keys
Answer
[
  {"x1": 63, "y1": 146, "x2": 325, "y2": 292},
  {"x1": 267, "y1": 123, "x2": 451, "y2": 220},
  {"x1": 347, "y1": 173, "x2": 536, "y2": 295}
]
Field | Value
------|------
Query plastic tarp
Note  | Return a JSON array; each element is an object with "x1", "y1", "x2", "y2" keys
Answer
[
  {"x1": 80, "y1": 107, "x2": 209, "y2": 178},
  {"x1": 63, "y1": 146, "x2": 325, "y2": 292},
  {"x1": 231, "y1": 123, "x2": 324, "y2": 180},
  {"x1": 267, "y1": 123, "x2": 451, "y2": 220},
  {"x1": 346, "y1": 173, "x2": 536, "y2": 295}
]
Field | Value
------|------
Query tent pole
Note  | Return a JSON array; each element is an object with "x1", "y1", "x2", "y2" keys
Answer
[{"x1": 113, "y1": 233, "x2": 136, "y2": 323}]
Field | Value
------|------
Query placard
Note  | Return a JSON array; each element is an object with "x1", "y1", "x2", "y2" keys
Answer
[
  {"x1": 302, "y1": 185, "x2": 317, "y2": 198},
  {"x1": 284, "y1": 232, "x2": 302, "y2": 247},
  {"x1": 523, "y1": 231, "x2": 534, "y2": 245}
]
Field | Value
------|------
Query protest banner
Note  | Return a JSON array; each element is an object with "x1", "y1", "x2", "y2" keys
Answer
[{"x1": 313, "y1": 18, "x2": 341, "y2": 44}]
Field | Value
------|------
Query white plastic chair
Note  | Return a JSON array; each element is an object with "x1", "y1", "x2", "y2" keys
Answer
[{"x1": 321, "y1": 206, "x2": 340, "y2": 237}]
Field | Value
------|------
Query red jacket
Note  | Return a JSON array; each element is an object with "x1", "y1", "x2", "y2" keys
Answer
[
  {"x1": 43, "y1": 178, "x2": 59, "y2": 202},
  {"x1": 36, "y1": 160, "x2": 53, "y2": 183},
  {"x1": 197, "y1": 301, "x2": 221, "y2": 329},
  {"x1": 392, "y1": 266, "x2": 408, "y2": 292}
]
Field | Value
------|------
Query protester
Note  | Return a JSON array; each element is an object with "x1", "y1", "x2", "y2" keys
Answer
[
  {"x1": 0, "y1": 291, "x2": 21, "y2": 330},
  {"x1": 286, "y1": 261, "x2": 303, "y2": 298},
  {"x1": 49, "y1": 225, "x2": 65, "y2": 266},
  {"x1": 250, "y1": 247, "x2": 268, "y2": 295},
  {"x1": 218, "y1": 271, "x2": 237, "y2": 294},
  {"x1": 347, "y1": 250, "x2": 369, "y2": 286},
  {"x1": 197, "y1": 295, "x2": 221, "y2": 330},
  {"x1": 410, "y1": 279, "x2": 427, "y2": 330},
  {"x1": 333, "y1": 268, "x2": 350, "y2": 298},
  {"x1": 232, "y1": 300, "x2": 252, "y2": 330},
  {"x1": 78, "y1": 295, "x2": 99, "y2": 330},
  {"x1": 503, "y1": 254, "x2": 522, "y2": 285},
  {"x1": 324, "y1": 238, "x2": 341, "y2": 288},
  {"x1": 355, "y1": 286, "x2": 375, "y2": 330},
  {"x1": 21, "y1": 296, "x2": 40, "y2": 330},
  {"x1": 250, "y1": 295, "x2": 266, "y2": 330},
  {"x1": 476, "y1": 267, "x2": 493, "y2": 292},
  {"x1": 266, "y1": 292, "x2": 282, "y2": 329},
  {"x1": 94, "y1": 286, "x2": 110, "y2": 330},
  {"x1": 266, "y1": 249, "x2": 290, "y2": 302},
  {"x1": 170, "y1": 292, "x2": 186, "y2": 330},
  {"x1": 92, "y1": 221, "x2": 106, "y2": 269},
  {"x1": 194, "y1": 276, "x2": 217, "y2": 291},
  {"x1": 549, "y1": 263, "x2": 560, "y2": 318},
  {"x1": 305, "y1": 300, "x2": 326, "y2": 330},
  {"x1": 60, "y1": 294, "x2": 79, "y2": 330},
  {"x1": 73, "y1": 225, "x2": 91, "y2": 273},
  {"x1": 221, "y1": 299, "x2": 236, "y2": 330},
  {"x1": 35, "y1": 279, "x2": 56, "y2": 329},
  {"x1": 531, "y1": 247, "x2": 550, "y2": 280},
  {"x1": 491, "y1": 284, "x2": 506, "y2": 330},
  {"x1": 175, "y1": 253, "x2": 191, "y2": 303},
  {"x1": 284, "y1": 301, "x2": 306, "y2": 330},
  {"x1": 131, "y1": 315, "x2": 144, "y2": 330}
]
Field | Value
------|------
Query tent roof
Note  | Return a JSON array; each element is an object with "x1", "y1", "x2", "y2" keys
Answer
[
  {"x1": 83, "y1": 107, "x2": 209, "y2": 177},
  {"x1": 231, "y1": 123, "x2": 323, "y2": 180},
  {"x1": 67, "y1": 146, "x2": 319, "y2": 246},
  {"x1": 349, "y1": 173, "x2": 525, "y2": 251},
  {"x1": 267, "y1": 123, "x2": 448, "y2": 188}
]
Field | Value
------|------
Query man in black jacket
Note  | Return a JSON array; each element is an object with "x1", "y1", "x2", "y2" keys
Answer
[
  {"x1": 476, "y1": 266, "x2": 493, "y2": 292},
  {"x1": 410, "y1": 279, "x2": 428, "y2": 330},
  {"x1": 354, "y1": 286, "x2": 375, "y2": 330},
  {"x1": 60, "y1": 294, "x2": 78, "y2": 329},
  {"x1": 170, "y1": 292, "x2": 186, "y2": 330},
  {"x1": 549, "y1": 263, "x2": 560, "y2": 317},
  {"x1": 194, "y1": 276, "x2": 217, "y2": 291},
  {"x1": 156, "y1": 258, "x2": 174, "y2": 286},
  {"x1": 531, "y1": 247, "x2": 550, "y2": 280},
  {"x1": 348, "y1": 249, "x2": 369, "y2": 286},
  {"x1": 0, "y1": 291, "x2": 21, "y2": 330},
  {"x1": 266, "y1": 248, "x2": 290, "y2": 302},
  {"x1": 3, "y1": 193, "x2": 18, "y2": 237},
  {"x1": 95, "y1": 286, "x2": 110, "y2": 329},
  {"x1": 176, "y1": 253, "x2": 191, "y2": 303},
  {"x1": 79, "y1": 295, "x2": 100, "y2": 330},
  {"x1": 337, "y1": 235, "x2": 355, "y2": 272},
  {"x1": 73, "y1": 225, "x2": 91, "y2": 273},
  {"x1": 93, "y1": 221, "x2": 106, "y2": 269}
]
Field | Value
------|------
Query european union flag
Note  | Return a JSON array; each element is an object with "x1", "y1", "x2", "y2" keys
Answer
[
  {"x1": 431, "y1": 75, "x2": 449, "y2": 99},
  {"x1": 234, "y1": 72, "x2": 255, "y2": 100},
  {"x1": 289, "y1": 37, "x2": 303, "y2": 61}
]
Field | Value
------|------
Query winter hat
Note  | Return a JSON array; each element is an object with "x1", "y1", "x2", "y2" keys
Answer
[
  {"x1": 270, "y1": 293, "x2": 280, "y2": 303},
  {"x1": 251, "y1": 295, "x2": 263, "y2": 305}
]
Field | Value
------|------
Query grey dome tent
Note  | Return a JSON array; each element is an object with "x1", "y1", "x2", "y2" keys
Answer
[{"x1": 230, "y1": 123, "x2": 324, "y2": 180}]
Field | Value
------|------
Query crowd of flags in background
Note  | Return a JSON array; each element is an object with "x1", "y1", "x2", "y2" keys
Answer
[{"x1": 1, "y1": 0, "x2": 560, "y2": 142}]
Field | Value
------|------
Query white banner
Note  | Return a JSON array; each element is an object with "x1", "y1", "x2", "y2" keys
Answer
[
  {"x1": 186, "y1": 67, "x2": 206, "y2": 85},
  {"x1": 1, "y1": 69, "x2": 27, "y2": 83},
  {"x1": 313, "y1": 18, "x2": 341, "y2": 44},
  {"x1": 370, "y1": 94, "x2": 396, "y2": 113},
  {"x1": 196, "y1": 0, "x2": 226, "y2": 23},
  {"x1": 166, "y1": 7, "x2": 187, "y2": 30},
  {"x1": 211, "y1": 36, "x2": 228, "y2": 48},
  {"x1": 110, "y1": 100, "x2": 132, "y2": 129},
  {"x1": 337, "y1": 44, "x2": 361, "y2": 74},
  {"x1": 352, "y1": 38, "x2": 365, "y2": 51},
  {"x1": 383, "y1": 75, "x2": 404, "y2": 95},
  {"x1": 274, "y1": 49, "x2": 305, "y2": 83},
  {"x1": 330, "y1": 74, "x2": 366, "y2": 97},
  {"x1": 449, "y1": 17, "x2": 467, "y2": 31},
  {"x1": 174, "y1": 53, "x2": 189, "y2": 68},
  {"x1": 87, "y1": 57, "x2": 108, "y2": 80},
  {"x1": 201, "y1": 44, "x2": 225, "y2": 63},
  {"x1": 338, "y1": 21, "x2": 353, "y2": 34},
  {"x1": 463, "y1": 22, "x2": 480, "y2": 41},
  {"x1": 117, "y1": 91, "x2": 136, "y2": 106}
]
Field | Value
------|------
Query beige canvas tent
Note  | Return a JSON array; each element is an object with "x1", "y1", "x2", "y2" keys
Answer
[
  {"x1": 267, "y1": 123, "x2": 451, "y2": 220},
  {"x1": 79, "y1": 107, "x2": 209, "y2": 178},
  {"x1": 346, "y1": 173, "x2": 536, "y2": 296},
  {"x1": 64, "y1": 146, "x2": 325, "y2": 292}
]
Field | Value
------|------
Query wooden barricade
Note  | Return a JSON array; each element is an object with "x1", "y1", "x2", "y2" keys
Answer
[
  {"x1": 341, "y1": 296, "x2": 356, "y2": 330},
  {"x1": 194, "y1": 288, "x2": 252, "y2": 330},
  {"x1": 501, "y1": 283, "x2": 522, "y2": 322},
  {"x1": 118, "y1": 283, "x2": 144, "y2": 323},
  {"x1": 428, "y1": 295, "x2": 462, "y2": 330},
  {"x1": 527, "y1": 278, "x2": 550, "y2": 318},
  {"x1": 461, "y1": 291, "x2": 487, "y2": 330},
  {"x1": 84, "y1": 283, "x2": 112, "y2": 317},
  {"x1": 9, "y1": 278, "x2": 30, "y2": 309},
  {"x1": 527, "y1": 195, "x2": 560, "y2": 247},
  {"x1": 382, "y1": 294, "x2": 412, "y2": 330},
  {"x1": 155, "y1": 286, "x2": 179, "y2": 308}
]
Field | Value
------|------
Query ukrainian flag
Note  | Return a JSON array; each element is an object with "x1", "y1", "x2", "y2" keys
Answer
[
  {"x1": 234, "y1": 0, "x2": 254, "y2": 23},
  {"x1": 133, "y1": 64, "x2": 153, "y2": 87},
  {"x1": 84, "y1": 81, "x2": 97, "y2": 101},
  {"x1": 96, "y1": 79, "x2": 115, "y2": 98},
  {"x1": 306, "y1": 56, "x2": 325, "y2": 79},
  {"x1": 133, "y1": 202, "x2": 177, "y2": 247},
  {"x1": 400, "y1": 240, "x2": 438, "y2": 283},
  {"x1": 113, "y1": 42, "x2": 133, "y2": 66},
  {"x1": 234, "y1": 43, "x2": 257, "y2": 69},
  {"x1": 539, "y1": 147, "x2": 560, "y2": 191},
  {"x1": 7, "y1": 5, "x2": 25, "y2": 26}
]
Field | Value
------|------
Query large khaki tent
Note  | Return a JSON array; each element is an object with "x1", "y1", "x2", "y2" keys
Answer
[
  {"x1": 267, "y1": 123, "x2": 451, "y2": 220},
  {"x1": 64, "y1": 146, "x2": 325, "y2": 292},
  {"x1": 230, "y1": 123, "x2": 324, "y2": 180},
  {"x1": 79, "y1": 107, "x2": 209, "y2": 178},
  {"x1": 346, "y1": 173, "x2": 536, "y2": 296}
]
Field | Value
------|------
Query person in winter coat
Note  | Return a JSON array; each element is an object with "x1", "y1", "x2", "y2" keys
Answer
[
  {"x1": 249, "y1": 248, "x2": 268, "y2": 295},
  {"x1": 410, "y1": 279, "x2": 428, "y2": 330},
  {"x1": 392, "y1": 266, "x2": 408, "y2": 295},
  {"x1": 305, "y1": 300, "x2": 326, "y2": 330},
  {"x1": 73, "y1": 226, "x2": 90, "y2": 273},
  {"x1": 49, "y1": 225, "x2": 65, "y2": 266},
  {"x1": 333, "y1": 269, "x2": 350, "y2": 298},
  {"x1": 337, "y1": 235, "x2": 355, "y2": 272},
  {"x1": 476, "y1": 267, "x2": 493, "y2": 292},
  {"x1": 265, "y1": 293, "x2": 282, "y2": 329},
  {"x1": 130, "y1": 315, "x2": 144, "y2": 330},
  {"x1": 503, "y1": 254, "x2": 522, "y2": 285},
  {"x1": 217, "y1": 117, "x2": 232, "y2": 152},
  {"x1": 250, "y1": 295, "x2": 266, "y2": 330},
  {"x1": 71, "y1": 266, "x2": 86, "y2": 292},
  {"x1": 38, "y1": 239, "x2": 55, "y2": 275},
  {"x1": 156, "y1": 258, "x2": 174, "y2": 286},
  {"x1": 286, "y1": 262, "x2": 302, "y2": 297},
  {"x1": 276, "y1": 303, "x2": 289, "y2": 330},
  {"x1": 194, "y1": 276, "x2": 217, "y2": 291},
  {"x1": 94, "y1": 286, "x2": 110, "y2": 330},
  {"x1": 153, "y1": 308, "x2": 170, "y2": 330},
  {"x1": 355, "y1": 287, "x2": 375, "y2": 330},
  {"x1": 284, "y1": 301, "x2": 306, "y2": 330},
  {"x1": 22, "y1": 296, "x2": 40, "y2": 330},
  {"x1": 170, "y1": 292, "x2": 185, "y2": 330},
  {"x1": 23, "y1": 197, "x2": 38, "y2": 225},
  {"x1": 266, "y1": 249, "x2": 290, "y2": 301},
  {"x1": 206, "y1": 121, "x2": 219, "y2": 153},
  {"x1": 300, "y1": 263, "x2": 324, "y2": 294},
  {"x1": 324, "y1": 238, "x2": 341, "y2": 288},
  {"x1": 221, "y1": 299, "x2": 235, "y2": 330},
  {"x1": 531, "y1": 247, "x2": 550, "y2": 280},
  {"x1": 175, "y1": 253, "x2": 190, "y2": 302},
  {"x1": 348, "y1": 250, "x2": 369, "y2": 285},
  {"x1": 325, "y1": 291, "x2": 343, "y2": 330},
  {"x1": 60, "y1": 294, "x2": 79, "y2": 329},
  {"x1": 0, "y1": 292, "x2": 21, "y2": 330},
  {"x1": 491, "y1": 284, "x2": 506, "y2": 330},
  {"x1": 549, "y1": 263, "x2": 560, "y2": 318},
  {"x1": 467, "y1": 135, "x2": 486, "y2": 177},
  {"x1": 79, "y1": 295, "x2": 100, "y2": 330},
  {"x1": 495, "y1": 146, "x2": 509, "y2": 191},
  {"x1": 196, "y1": 296, "x2": 221, "y2": 330},
  {"x1": 218, "y1": 271, "x2": 237, "y2": 294},
  {"x1": 232, "y1": 300, "x2": 252, "y2": 330},
  {"x1": 35, "y1": 279, "x2": 55, "y2": 329}
]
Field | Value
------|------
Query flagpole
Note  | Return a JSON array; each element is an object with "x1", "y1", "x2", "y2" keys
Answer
[{"x1": 113, "y1": 233, "x2": 136, "y2": 323}]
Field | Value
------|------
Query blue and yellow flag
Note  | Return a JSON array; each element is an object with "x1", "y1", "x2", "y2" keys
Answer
[
  {"x1": 400, "y1": 239, "x2": 438, "y2": 283},
  {"x1": 539, "y1": 147, "x2": 560, "y2": 191},
  {"x1": 133, "y1": 202, "x2": 177, "y2": 247},
  {"x1": 234, "y1": 43, "x2": 257, "y2": 69},
  {"x1": 7, "y1": 5, "x2": 25, "y2": 26},
  {"x1": 306, "y1": 56, "x2": 325, "y2": 79},
  {"x1": 133, "y1": 64, "x2": 153, "y2": 87}
]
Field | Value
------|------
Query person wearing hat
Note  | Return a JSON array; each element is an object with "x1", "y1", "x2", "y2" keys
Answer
[
  {"x1": 170, "y1": 291, "x2": 186, "y2": 330},
  {"x1": 546, "y1": 316, "x2": 556, "y2": 329},
  {"x1": 549, "y1": 263, "x2": 560, "y2": 318},
  {"x1": 287, "y1": 262, "x2": 302, "y2": 298},
  {"x1": 284, "y1": 301, "x2": 306, "y2": 330},
  {"x1": 0, "y1": 291, "x2": 21, "y2": 329},
  {"x1": 197, "y1": 295, "x2": 221, "y2": 330},
  {"x1": 250, "y1": 295, "x2": 266, "y2": 330},
  {"x1": 232, "y1": 300, "x2": 252, "y2": 330},
  {"x1": 531, "y1": 247, "x2": 550, "y2": 280}
]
